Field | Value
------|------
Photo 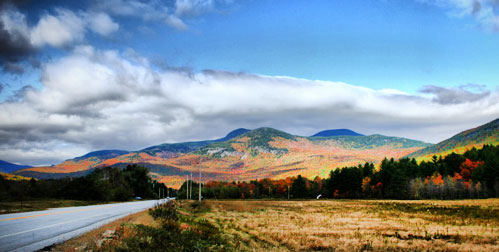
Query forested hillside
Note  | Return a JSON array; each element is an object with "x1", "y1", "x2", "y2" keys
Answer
[
  {"x1": 408, "y1": 118, "x2": 499, "y2": 161},
  {"x1": 181, "y1": 145, "x2": 499, "y2": 200}
]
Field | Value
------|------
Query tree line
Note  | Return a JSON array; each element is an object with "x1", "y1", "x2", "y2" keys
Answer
[
  {"x1": 0, "y1": 165, "x2": 171, "y2": 202},
  {"x1": 179, "y1": 145, "x2": 499, "y2": 200}
]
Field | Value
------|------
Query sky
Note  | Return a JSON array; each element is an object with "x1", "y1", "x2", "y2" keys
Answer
[{"x1": 0, "y1": 0, "x2": 498, "y2": 166}]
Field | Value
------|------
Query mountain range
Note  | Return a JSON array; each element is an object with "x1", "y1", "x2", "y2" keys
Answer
[{"x1": 11, "y1": 119, "x2": 499, "y2": 188}]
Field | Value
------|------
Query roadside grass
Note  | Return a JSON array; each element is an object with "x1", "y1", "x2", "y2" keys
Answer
[
  {"x1": 200, "y1": 199, "x2": 499, "y2": 251},
  {"x1": 44, "y1": 209, "x2": 156, "y2": 252},
  {"x1": 0, "y1": 199, "x2": 113, "y2": 214}
]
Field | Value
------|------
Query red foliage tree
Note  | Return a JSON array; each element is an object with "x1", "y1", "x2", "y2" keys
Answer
[{"x1": 459, "y1": 159, "x2": 483, "y2": 181}]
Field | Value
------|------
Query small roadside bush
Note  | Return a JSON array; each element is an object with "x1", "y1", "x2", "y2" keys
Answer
[
  {"x1": 149, "y1": 201, "x2": 178, "y2": 222},
  {"x1": 114, "y1": 201, "x2": 231, "y2": 252}
]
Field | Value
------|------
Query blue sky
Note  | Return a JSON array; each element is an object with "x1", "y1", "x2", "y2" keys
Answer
[
  {"x1": 2, "y1": 0, "x2": 499, "y2": 96},
  {"x1": 0, "y1": 0, "x2": 498, "y2": 165},
  {"x1": 143, "y1": 0, "x2": 499, "y2": 93}
]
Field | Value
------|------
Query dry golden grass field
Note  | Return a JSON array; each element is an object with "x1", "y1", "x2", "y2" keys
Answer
[
  {"x1": 52, "y1": 199, "x2": 498, "y2": 252},
  {"x1": 200, "y1": 199, "x2": 499, "y2": 252}
]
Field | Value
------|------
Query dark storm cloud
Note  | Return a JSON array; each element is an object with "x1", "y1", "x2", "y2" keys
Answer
[
  {"x1": 0, "y1": 10, "x2": 37, "y2": 74},
  {"x1": 0, "y1": 0, "x2": 121, "y2": 74},
  {"x1": 0, "y1": 0, "x2": 32, "y2": 8},
  {"x1": 419, "y1": 84, "x2": 490, "y2": 104}
]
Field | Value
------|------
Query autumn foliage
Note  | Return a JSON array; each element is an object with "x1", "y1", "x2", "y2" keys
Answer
[{"x1": 178, "y1": 145, "x2": 498, "y2": 200}]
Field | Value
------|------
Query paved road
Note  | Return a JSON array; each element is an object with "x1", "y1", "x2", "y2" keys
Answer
[{"x1": 0, "y1": 199, "x2": 168, "y2": 252}]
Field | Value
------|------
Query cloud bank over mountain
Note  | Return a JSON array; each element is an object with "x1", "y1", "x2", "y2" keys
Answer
[{"x1": 0, "y1": 46, "x2": 498, "y2": 165}]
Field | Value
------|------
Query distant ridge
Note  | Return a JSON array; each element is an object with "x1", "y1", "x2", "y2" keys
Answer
[
  {"x1": 311, "y1": 129, "x2": 364, "y2": 137},
  {"x1": 73, "y1": 150, "x2": 130, "y2": 161},
  {"x1": 0, "y1": 160, "x2": 32, "y2": 173},
  {"x1": 139, "y1": 128, "x2": 250, "y2": 155}
]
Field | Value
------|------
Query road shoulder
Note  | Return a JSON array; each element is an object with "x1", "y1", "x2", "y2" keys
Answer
[{"x1": 39, "y1": 209, "x2": 155, "y2": 251}]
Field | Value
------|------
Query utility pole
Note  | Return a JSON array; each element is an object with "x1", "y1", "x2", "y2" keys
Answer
[
  {"x1": 190, "y1": 172, "x2": 193, "y2": 200},
  {"x1": 186, "y1": 175, "x2": 189, "y2": 200},
  {"x1": 199, "y1": 155, "x2": 202, "y2": 202},
  {"x1": 287, "y1": 185, "x2": 290, "y2": 200}
]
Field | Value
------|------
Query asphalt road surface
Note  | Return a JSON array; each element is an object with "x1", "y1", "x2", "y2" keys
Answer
[{"x1": 0, "y1": 199, "x2": 168, "y2": 252}]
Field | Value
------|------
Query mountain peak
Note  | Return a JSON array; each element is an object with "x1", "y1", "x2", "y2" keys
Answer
[
  {"x1": 311, "y1": 129, "x2": 364, "y2": 137},
  {"x1": 244, "y1": 127, "x2": 295, "y2": 139},
  {"x1": 201, "y1": 127, "x2": 295, "y2": 157},
  {"x1": 215, "y1": 128, "x2": 250, "y2": 142}
]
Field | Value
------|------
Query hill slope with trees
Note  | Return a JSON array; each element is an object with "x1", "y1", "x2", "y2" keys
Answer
[{"x1": 407, "y1": 118, "x2": 499, "y2": 161}]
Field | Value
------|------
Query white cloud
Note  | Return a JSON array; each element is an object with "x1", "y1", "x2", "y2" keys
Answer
[
  {"x1": 165, "y1": 15, "x2": 188, "y2": 30},
  {"x1": 1, "y1": 46, "x2": 498, "y2": 165},
  {"x1": 87, "y1": 12, "x2": 119, "y2": 36},
  {"x1": 1, "y1": 7, "x2": 119, "y2": 50},
  {"x1": 175, "y1": 0, "x2": 215, "y2": 16},
  {"x1": 31, "y1": 9, "x2": 86, "y2": 48},
  {"x1": 0, "y1": 7, "x2": 30, "y2": 38},
  {"x1": 95, "y1": 0, "x2": 232, "y2": 30},
  {"x1": 419, "y1": 0, "x2": 499, "y2": 31},
  {"x1": 0, "y1": 139, "x2": 89, "y2": 166},
  {"x1": 95, "y1": 0, "x2": 166, "y2": 18}
]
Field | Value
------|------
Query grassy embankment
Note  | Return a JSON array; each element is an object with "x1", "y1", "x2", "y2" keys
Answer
[
  {"x1": 53, "y1": 199, "x2": 498, "y2": 251},
  {"x1": 52, "y1": 200, "x2": 231, "y2": 251}
]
